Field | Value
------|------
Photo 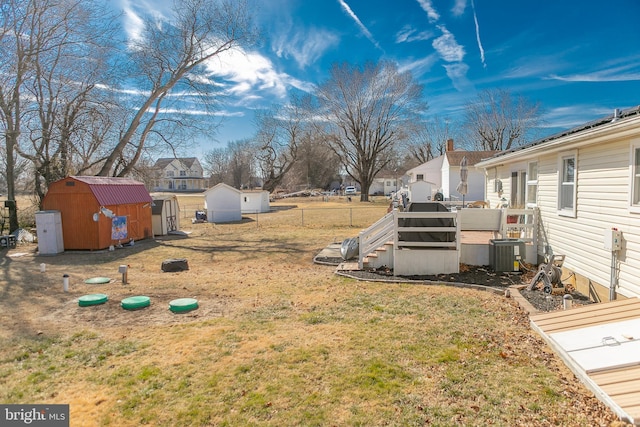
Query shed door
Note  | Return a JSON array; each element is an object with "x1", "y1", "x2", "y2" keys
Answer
[{"x1": 166, "y1": 201, "x2": 177, "y2": 232}]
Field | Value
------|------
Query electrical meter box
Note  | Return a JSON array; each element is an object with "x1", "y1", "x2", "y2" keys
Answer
[{"x1": 603, "y1": 228, "x2": 622, "y2": 251}]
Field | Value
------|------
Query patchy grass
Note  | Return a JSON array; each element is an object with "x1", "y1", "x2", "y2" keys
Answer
[{"x1": 0, "y1": 196, "x2": 622, "y2": 426}]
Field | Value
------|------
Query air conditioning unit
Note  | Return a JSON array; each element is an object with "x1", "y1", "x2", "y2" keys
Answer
[{"x1": 489, "y1": 239, "x2": 524, "y2": 272}]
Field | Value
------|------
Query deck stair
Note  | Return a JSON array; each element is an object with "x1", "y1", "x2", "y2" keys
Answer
[
  {"x1": 354, "y1": 206, "x2": 539, "y2": 276},
  {"x1": 362, "y1": 240, "x2": 394, "y2": 269},
  {"x1": 358, "y1": 211, "x2": 395, "y2": 270}
]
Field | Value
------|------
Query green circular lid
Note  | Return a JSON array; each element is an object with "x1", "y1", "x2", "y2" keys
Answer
[
  {"x1": 78, "y1": 293, "x2": 108, "y2": 307},
  {"x1": 84, "y1": 277, "x2": 111, "y2": 284},
  {"x1": 120, "y1": 295, "x2": 151, "y2": 310},
  {"x1": 169, "y1": 298, "x2": 199, "y2": 313},
  {"x1": 121, "y1": 296, "x2": 151, "y2": 310}
]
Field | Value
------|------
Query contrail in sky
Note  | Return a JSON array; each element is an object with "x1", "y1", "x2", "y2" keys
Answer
[
  {"x1": 471, "y1": 0, "x2": 486, "y2": 67},
  {"x1": 337, "y1": 0, "x2": 383, "y2": 51}
]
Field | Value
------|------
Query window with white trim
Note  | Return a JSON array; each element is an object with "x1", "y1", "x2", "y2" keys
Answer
[
  {"x1": 558, "y1": 152, "x2": 576, "y2": 216},
  {"x1": 631, "y1": 144, "x2": 640, "y2": 209},
  {"x1": 526, "y1": 161, "x2": 538, "y2": 207}
]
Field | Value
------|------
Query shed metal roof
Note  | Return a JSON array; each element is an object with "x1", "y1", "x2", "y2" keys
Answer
[{"x1": 71, "y1": 176, "x2": 153, "y2": 206}]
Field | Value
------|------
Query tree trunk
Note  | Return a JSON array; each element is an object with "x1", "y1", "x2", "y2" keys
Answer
[{"x1": 5, "y1": 132, "x2": 19, "y2": 233}]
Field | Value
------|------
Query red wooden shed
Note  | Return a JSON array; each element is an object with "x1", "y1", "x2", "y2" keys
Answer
[{"x1": 41, "y1": 176, "x2": 153, "y2": 250}]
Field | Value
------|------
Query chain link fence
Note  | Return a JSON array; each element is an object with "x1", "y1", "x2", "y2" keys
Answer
[{"x1": 178, "y1": 201, "x2": 388, "y2": 229}]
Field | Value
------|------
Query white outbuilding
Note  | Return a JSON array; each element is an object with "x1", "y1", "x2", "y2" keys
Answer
[
  {"x1": 203, "y1": 183, "x2": 242, "y2": 223},
  {"x1": 241, "y1": 190, "x2": 270, "y2": 214},
  {"x1": 151, "y1": 194, "x2": 181, "y2": 236}
]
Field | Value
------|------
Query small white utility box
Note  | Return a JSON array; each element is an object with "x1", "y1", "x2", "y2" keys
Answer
[
  {"x1": 603, "y1": 228, "x2": 622, "y2": 251},
  {"x1": 35, "y1": 210, "x2": 64, "y2": 255}
]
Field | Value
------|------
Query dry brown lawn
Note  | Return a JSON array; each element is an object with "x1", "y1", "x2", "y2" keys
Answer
[{"x1": 0, "y1": 195, "x2": 628, "y2": 426}]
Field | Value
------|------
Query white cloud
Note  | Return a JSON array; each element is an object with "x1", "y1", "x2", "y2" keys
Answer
[
  {"x1": 155, "y1": 108, "x2": 244, "y2": 117},
  {"x1": 451, "y1": 0, "x2": 466, "y2": 16},
  {"x1": 398, "y1": 54, "x2": 439, "y2": 76},
  {"x1": 117, "y1": 0, "x2": 173, "y2": 44},
  {"x1": 119, "y1": 0, "x2": 145, "y2": 43},
  {"x1": 443, "y1": 63, "x2": 471, "y2": 91},
  {"x1": 204, "y1": 47, "x2": 315, "y2": 103},
  {"x1": 540, "y1": 105, "x2": 613, "y2": 129},
  {"x1": 395, "y1": 25, "x2": 434, "y2": 43},
  {"x1": 416, "y1": 0, "x2": 440, "y2": 23},
  {"x1": 337, "y1": 0, "x2": 383, "y2": 51},
  {"x1": 547, "y1": 64, "x2": 640, "y2": 82},
  {"x1": 273, "y1": 26, "x2": 340, "y2": 69},
  {"x1": 432, "y1": 26, "x2": 465, "y2": 62}
]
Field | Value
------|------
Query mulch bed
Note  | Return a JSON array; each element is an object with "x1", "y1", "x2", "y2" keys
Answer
[{"x1": 317, "y1": 255, "x2": 592, "y2": 312}]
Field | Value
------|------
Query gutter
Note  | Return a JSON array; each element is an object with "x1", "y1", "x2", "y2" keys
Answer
[{"x1": 476, "y1": 107, "x2": 640, "y2": 168}]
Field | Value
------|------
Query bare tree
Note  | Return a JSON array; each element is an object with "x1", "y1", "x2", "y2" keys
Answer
[
  {"x1": 0, "y1": 0, "x2": 115, "y2": 228},
  {"x1": 464, "y1": 88, "x2": 542, "y2": 151},
  {"x1": 286, "y1": 132, "x2": 341, "y2": 190},
  {"x1": 405, "y1": 116, "x2": 460, "y2": 164},
  {"x1": 201, "y1": 139, "x2": 257, "y2": 188},
  {"x1": 227, "y1": 139, "x2": 256, "y2": 189},
  {"x1": 316, "y1": 61, "x2": 427, "y2": 201},
  {"x1": 254, "y1": 96, "x2": 312, "y2": 193},
  {"x1": 202, "y1": 147, "x2": 231, "y2": 185},
  {"x1": 0, "y1": 0, "x2": 38, "y2": 231},
  {"x1": 16, "y1": 0, "x2": 118, "y2": 203},
  {"x1": 98, "y1": 0, "x2": 256, "y2": 177}
]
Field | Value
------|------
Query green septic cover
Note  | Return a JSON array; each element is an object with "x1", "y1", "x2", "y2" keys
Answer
[
  {"x1": 121, "y1": 296, "x2": 151, "y2": 310},
  {"x1": 78, "y1": 294, "x2": 108, "y2": 307},
  {"x1": 84, "y1": 277, "x2": 111, "y2": 284},
  {"x1": 169, "y1": 298, "x2": 199, "y2": 313}
]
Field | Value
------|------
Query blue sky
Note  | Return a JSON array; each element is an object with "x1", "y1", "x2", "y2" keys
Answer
[{"x1": 115, "y1": 0, "x2": 640, "y2": 155}]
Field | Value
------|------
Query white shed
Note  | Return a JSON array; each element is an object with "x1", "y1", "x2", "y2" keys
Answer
[
  {"x1": 241, "y1": 190, "x2": 270, "y2": 213},
  {"x1": 408, "y1": 180, "x2": 434, "y2": 203},
  {"x1": 151, "y1": 194, "x2": 180, "y2": 236},
  {"x1": 203, "y1": 183, "x2": 242, "y2": 223}
]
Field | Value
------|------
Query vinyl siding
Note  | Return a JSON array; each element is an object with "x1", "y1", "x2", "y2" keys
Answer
[{"x1": 513, "y1": 138, "x2": 640, "y2": 298}]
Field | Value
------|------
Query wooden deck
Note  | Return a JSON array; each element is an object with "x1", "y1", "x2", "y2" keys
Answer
[
  {"x1": 459, "y1": 230, "x2": 496, "y2": 244},
  {"x1": 531, "y1": 298, "x2": 640, "y2": 425}
]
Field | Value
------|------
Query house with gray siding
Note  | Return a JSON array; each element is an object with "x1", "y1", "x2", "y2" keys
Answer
[{"x1": 476, "y1": 106, "x2": 640, "y2": 301}]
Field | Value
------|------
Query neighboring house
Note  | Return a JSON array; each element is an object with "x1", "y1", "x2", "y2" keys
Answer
[
  {"x1": 203, "y1": 183, "x2": 242, "y2": 223},
  {"x1": 406, "y1": 140, "x2": 496, "y2": 202},
  {"x1": 368, "y1": 173, "x2": 403, "y2": 196},
  {"x1": 153, "y1": 157, "x2": 207, "y2": 192},
  {"x1": 41, "y1": 176, "x2": 153, "y2": 250},
  {"x1": 241, "y1": 190, "x2": 270, "y2": 214},
  {"x1": 475, "y1": 107, "x2": 640, "y2": 301}
]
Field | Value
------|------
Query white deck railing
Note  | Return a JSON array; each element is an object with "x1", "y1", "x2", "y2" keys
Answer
[
  {"x1": 358, "y1": 211, "x2": 395, "y2": 269},
  {"x1": 499, "y1": 208, "x2": 538, "y2": 246},
  {"x1": 357, "y1": 207, "x2": 538, "y2": 269},
  {"x1": 394, "y1": 210, "x2": 460, "y2": 249}
]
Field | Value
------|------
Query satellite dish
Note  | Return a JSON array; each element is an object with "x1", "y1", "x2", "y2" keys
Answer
[{"x1": 93, "y1": 213, "x2": 99, "y2": 222}]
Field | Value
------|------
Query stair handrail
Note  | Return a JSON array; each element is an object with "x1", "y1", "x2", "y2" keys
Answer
[{"x1": 358, "y1": 211, "x2": 395, "y2": 269}]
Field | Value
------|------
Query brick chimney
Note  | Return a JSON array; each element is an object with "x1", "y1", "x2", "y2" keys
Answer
[{"x1": 446, "y1": 138, "x2": 454, "y2": 151}]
